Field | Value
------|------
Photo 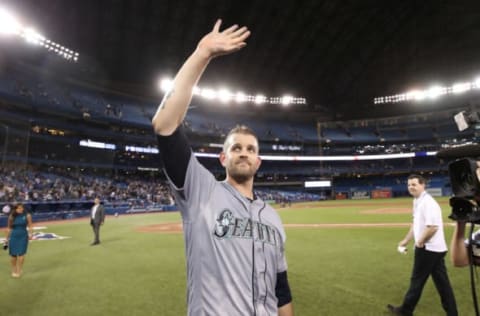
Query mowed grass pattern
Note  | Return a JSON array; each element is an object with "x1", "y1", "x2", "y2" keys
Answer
[{"x1": 1, "y1": 198, "x2": 476, "y2": 315}]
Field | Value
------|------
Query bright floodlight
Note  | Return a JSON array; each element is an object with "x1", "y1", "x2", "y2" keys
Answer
[
  {"x1": 159, "y1": 78, "x2": 173, "y2": 92},
  {"x1": 0, "y1": 8, "x2": 21, "y2": 35},
  {"x1": 281, "y1": 95, "x2": 293, "y2": 106},
  {"x1": 201, "y1": 88, "x2": 217, "y2": 99},
  {"x1": 0, "y1": 7, "x2": 79, "y2": 62},
  {"x1": 235, "y1": 92, "x2": 246, "y2": 103},
  {"x1": 426, "y1": 86, "x2": 446, "y2": 99},
  {"x1": 218, "y1": 88, "x2": 232, "y2": 103},
  {"x1": 474, "y1": 78, "x2": 480, "y2": 89},
  {"x1": 23, "y1": 27, "x2": 44, "y2": 45},
  {"x1": 411, "y1": 90, "x2": 426, "y2": 101},
  {"x1": 452, "y1": 82, "x2": 471, "y2": 94},
  {"x1": 157, "y1": 77, "x2": 307, "y2": 106},
  {"x1": 375, "y1": 76, "x2": 480, "y2": 104},
  {"x1": 254, "y1": 94, "x2": 266, "y2": 105}
]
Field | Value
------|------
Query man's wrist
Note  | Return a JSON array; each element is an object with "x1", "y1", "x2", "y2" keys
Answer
[{"x1": 193, "y1": 47, "x2": 213, "y2": 61}]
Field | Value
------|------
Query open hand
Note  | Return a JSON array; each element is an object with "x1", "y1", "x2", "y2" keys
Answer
[{"x1": 197, "y1": 19, "x2": 251, "y2": 59}]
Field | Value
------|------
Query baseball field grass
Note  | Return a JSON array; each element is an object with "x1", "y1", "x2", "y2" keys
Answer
[{"x1": 1, "y1": 197, "x2": 477, "y2": 315}]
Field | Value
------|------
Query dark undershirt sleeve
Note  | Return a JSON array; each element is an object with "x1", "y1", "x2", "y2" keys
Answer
[
  {"x1": 275, "y1": 270, "x2": 292, "y2": 307},
  {"x1": 156, "y1": 127, "x2": 191, "y2": 188}
]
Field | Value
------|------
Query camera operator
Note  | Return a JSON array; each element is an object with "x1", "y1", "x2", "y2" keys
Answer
[
  {"x1": 450, "y1": 159, "x2": 480, "y2": 266},
  {"x1": 437, "y1": 141, "x2": 480, "y2": 315},
  {"x1": 451, "y1": 220, "x2": 480, "y2": 267}
]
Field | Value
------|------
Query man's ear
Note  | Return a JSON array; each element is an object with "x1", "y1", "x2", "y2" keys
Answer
[
  {"x1": 219, "y1": 152, "x2": 227, "y2": 167},
  {"x1": 255, "y1": 156, "x2": 262, "y2": 170}
]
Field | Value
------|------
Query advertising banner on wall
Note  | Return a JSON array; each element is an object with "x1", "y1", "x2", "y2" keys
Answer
[
  {"x1": 371, "y1": 189, "x2": 392, "y2": 199},
  {"x1": 426, "y1": 188, "x2": 443, "y2": 197},
  {"x1": 351, "y1": 190, "x2": 371, "y2": 199}
]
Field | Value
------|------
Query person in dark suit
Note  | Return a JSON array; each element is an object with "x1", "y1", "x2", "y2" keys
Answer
[{"x1": 90, "y1": 197, "x2": 105, "y2": 245}]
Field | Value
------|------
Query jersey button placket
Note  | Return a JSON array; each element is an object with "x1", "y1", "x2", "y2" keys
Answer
[{"x1": 255, "y1": 242, "x2": 267, "y2": 305}]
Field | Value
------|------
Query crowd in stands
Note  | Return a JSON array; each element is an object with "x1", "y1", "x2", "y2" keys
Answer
[
  {"x1": 255, "y1": 189, "x2": 323, "y2": 204},
  {"x1": 0, "y1": 162, "x2": 326, "y2": 211},
  {"x1": 0, "y1": 164, "x2": 173, "y2": 206},
  {"x1": 2, "y1": 66, "x2": 319, "y2": 145},
  {"x1": 0, "y1": 63, "x2": 467, "y2": 216}
]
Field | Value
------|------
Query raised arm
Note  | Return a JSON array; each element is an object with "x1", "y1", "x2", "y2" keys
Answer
[{"x1": 151, "y1": 19, "x2": 250, "y2": 136}]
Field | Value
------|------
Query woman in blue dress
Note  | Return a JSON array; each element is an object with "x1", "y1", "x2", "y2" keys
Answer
[{"x1": 5, "y1": 204, "x2": 33, "y2": 278}]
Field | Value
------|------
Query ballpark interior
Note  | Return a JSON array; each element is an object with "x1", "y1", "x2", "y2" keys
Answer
[{"x1": 1, "y1": 1, "x2": 480, "y2": 315}]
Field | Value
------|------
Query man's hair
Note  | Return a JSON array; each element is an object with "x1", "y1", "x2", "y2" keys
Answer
[
  {"x1": 223, "y1": 125, "x2": 258, "y2": 152},
  {"x1": 408, "y1": 174, "x2": 427, "y2": 185}
]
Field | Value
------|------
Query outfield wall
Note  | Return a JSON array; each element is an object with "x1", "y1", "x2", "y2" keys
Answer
[{"x1": 0, "y1": 201, "x2": 177, "y2": 227}]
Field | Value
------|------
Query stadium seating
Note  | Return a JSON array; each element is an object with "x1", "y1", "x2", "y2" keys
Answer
[{"x1": 0, "y1": 60, "x2": 478, "y2": 225}]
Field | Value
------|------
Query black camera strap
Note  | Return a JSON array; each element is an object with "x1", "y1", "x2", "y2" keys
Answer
[{"x1": 469, "y1": 223, "x2": 480, "y2": 316}]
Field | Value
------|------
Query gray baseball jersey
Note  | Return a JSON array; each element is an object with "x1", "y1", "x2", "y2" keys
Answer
[{"x1": 166, "y1": 153, "x2": 288, "y2": 316}]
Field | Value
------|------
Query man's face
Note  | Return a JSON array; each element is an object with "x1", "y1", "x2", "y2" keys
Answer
[
  {"x1": 407, "y1": 178, "x2": 425, "y2": 198},
  {"x1": 220, "y1": 133, "x2": 261, "y2": 183}
]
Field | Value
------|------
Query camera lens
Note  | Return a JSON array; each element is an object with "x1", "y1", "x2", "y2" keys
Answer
[
  {"x1": 458, "y1": 171, "x2": 475, "y2": 192},
  {"x1": 449, "y1": 158, "x2": 480, "y2": 198}
]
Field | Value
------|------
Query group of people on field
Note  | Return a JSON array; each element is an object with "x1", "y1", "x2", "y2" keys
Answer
[{"x1": 4, "y1": 19, "x2": 480, "y2": 316}]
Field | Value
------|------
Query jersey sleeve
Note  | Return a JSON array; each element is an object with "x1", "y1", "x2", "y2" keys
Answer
[
  {"x1": 157, "y1": 127, "x2": 216, "y2": 222},
  {"x1": 156, "y1": 127, "x2": 191, "y2": 189}
]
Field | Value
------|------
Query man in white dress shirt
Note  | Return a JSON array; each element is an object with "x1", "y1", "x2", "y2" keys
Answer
[{"x1": 388, "y1": 174, "x2": 457, "y2": 316}]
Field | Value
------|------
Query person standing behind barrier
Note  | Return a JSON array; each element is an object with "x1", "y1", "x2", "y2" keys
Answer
[
  {"x1": 387, "y1": 174, "x2": 457, "y2": 316},
  {"x1": 90, "y1": 197, "x2": 105, "y2": 245},
  {"x1": 5, "y1": 203, "x2": 33, "y2": 278},
  {"x1": 151, "y1": 20, "x2": 294, "y2": 316}
]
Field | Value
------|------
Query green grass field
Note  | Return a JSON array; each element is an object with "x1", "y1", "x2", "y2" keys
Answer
[{"x1": 2, "y1": 197, "x2": 477, "y2": 315}]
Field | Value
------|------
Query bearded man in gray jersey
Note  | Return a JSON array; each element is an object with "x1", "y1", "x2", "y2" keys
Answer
[{"x1": 152, "y1": 19, "x2": 294, "y2": 316}]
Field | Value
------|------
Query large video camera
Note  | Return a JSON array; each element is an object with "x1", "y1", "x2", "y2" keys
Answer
[
  {"x1": 448, "y1": 158, "x2": 480, "y2": 222},
  {"x1": 438, "y1": 110, "x2": 480, "y2": 223}
]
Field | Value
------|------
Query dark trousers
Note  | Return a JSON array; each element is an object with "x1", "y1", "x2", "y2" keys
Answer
[
  {"x1": 402, "y1": 247, "x2": 458, "y2": 316},
  {"x1": 90, "y1": 219, "x2": 101, "y2": 243}
]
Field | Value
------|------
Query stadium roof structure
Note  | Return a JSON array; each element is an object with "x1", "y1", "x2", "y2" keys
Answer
[{"x1": 3, "y1": 0, "x2": 480, "y2": 121}]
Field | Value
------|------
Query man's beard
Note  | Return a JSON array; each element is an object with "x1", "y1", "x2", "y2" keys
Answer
[
  {"x1": 229, "y1": 172, "x2": 252, "y2": 184},
  {"x1": 228, "y1": 162, "x2": 255, "y2": 183}
]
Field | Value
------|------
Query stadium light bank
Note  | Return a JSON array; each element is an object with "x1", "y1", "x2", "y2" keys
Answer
[
  {"x1": 374, "y1": 78, "x2": 480, "y2": 104},
  {"x1": 159, "y1": 78, "x2": 307, "y2": 106},
  {"x1": 0, "y1": 7, "x2": 79, "y2": 62}
]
